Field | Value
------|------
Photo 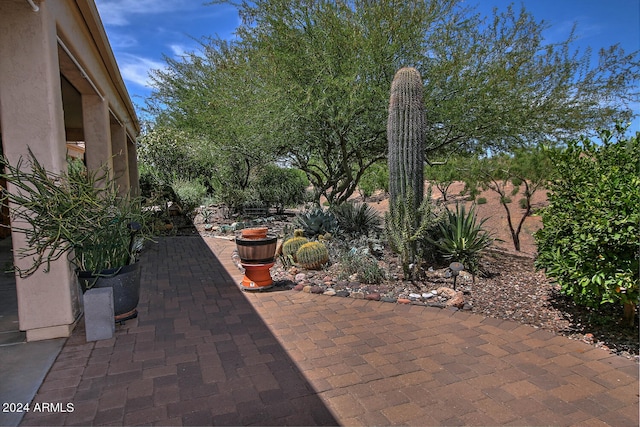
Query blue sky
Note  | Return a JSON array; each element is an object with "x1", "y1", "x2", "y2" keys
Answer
[{"x1": 95, "y1": 0, "x2": 639, "y2": 130}]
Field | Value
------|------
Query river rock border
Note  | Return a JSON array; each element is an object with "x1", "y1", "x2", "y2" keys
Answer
[{"x1": 232, "y1": 250, "x2": 469, "y2": 311}]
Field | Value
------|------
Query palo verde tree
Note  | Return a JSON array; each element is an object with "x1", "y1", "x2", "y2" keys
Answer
[
  {"x1": 231, "y1": 0, "x2": 638, "y2": 203},
  {"x1": 423, "y1": 155, "x2": 470, "y2": 201},
  {"x1": 145, "y1": 39, "x2": 279, "y2": 211},
  {"x1": 463, "y1": 145, "x2": 553, "y2": 251},
  {"x1": 535, "y1": 126, "x2": 639, "y2": 326},
  {"x1": 149, "y1": 0, "x2": 638, "y2": 204}
]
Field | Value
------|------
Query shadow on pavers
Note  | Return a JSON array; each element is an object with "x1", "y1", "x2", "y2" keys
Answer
[{"x1": 21, "y1": 236, "x2": 338, "y2": 426}]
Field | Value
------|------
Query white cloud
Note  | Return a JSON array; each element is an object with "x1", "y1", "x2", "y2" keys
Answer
[
  {"x1": 169, "y1": 43, "x2": 188, "y2": 57},
  {"x1": 108, "y1": 33, "x2": 138, "y2": 49},
  {"x1": 117, "y1": 54, "x2": 166, "y2": 88},
  {"x1": 95, "y1": 0, "x2": 196, "y2": 26}
]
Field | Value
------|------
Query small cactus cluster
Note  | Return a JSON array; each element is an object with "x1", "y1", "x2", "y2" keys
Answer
[
  {"x1": 281, "y1": 229, "x2": 309, "y2": 261},
  {"x1": 295, "y1": 241, "x2": 329, "y2": 270},
  {"x1": 280, "y1": 229, "x2": 330, "y2": 270}
]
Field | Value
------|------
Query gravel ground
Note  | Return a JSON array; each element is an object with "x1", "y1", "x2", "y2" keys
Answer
[{"x1": 471, "y1": 249, "x2": 639, "y2": 361}]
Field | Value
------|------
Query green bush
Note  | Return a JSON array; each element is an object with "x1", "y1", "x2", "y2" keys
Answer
[
  {"x1": 171, "y1": 179, "x2": 208, "y2": 216},
  {"x1": 535, "y1": 127, "x2": 639, "y2": 324},
  {"x1": 476, "y1": 197, "x2": 487, "y2": 204},
  {"x1": 330, "y1": 202, "x2": 382, "y2": 237},
  {"x1": 254, "y1": 165, "x2": 308, "y2": 213},
  {"x1": 428, "y1": 203, "x2": 493, "y2": 274},
  {"x1": 358, "y1": 162, "x2": 389, "y2": 198}
]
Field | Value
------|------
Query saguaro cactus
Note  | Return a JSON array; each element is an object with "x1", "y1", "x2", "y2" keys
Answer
[{"x1": 387, "y1": 67, "x2": 425, "y2": 209}]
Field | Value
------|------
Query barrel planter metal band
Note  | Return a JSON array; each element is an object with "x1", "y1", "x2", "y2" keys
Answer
[{"x1": 235, "y1": 235, "x2": 277, "y2": 264}]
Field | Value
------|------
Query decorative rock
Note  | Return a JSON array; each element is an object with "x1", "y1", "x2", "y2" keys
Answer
[
  {"x1": 336, "y1": 280, "x2": 349, "y2": 289},
  {"x1": 324, "y1": 289, "x2": 337, "y2": 296},
  {"x1": 323, "y1": 276, "x2": 333, "y2": 282},
  {"x1": 381, "y1": 296, "x2": 397, "y2": 303},
  {"x1": 336, "y1": 290, "x2": 350, "y2": 298},
  {"x1": 409, "y1": 293, "x2": 421, "y2": 300},
  {"x1": 295, "y1": 273, "x2": 307, "y2": 282},
  {"x1": 422, "y1": 292, "x2": 434, "y2": 299},
  {"x1": 303, "y1": 285, "x2": 312, "y2": 293},
  {"x1": 352, "y1": 291, "x2": 365, "y2": 299},
  {"x1": 427, "y1": 302, "x2": 446, "y2": 308},
  {"x1": 366, "y1": 293, "x2": 381, "y2": 301},
  {"x1": 349, "y1": 281, "x2": 361, "y2": 289},
  {"x1": 463, "y1": 303, "x2": 473, "y2": 311},
  {"x1": 397, "y1": 298, "x2": 411, "y2": 304},
  {"x1": 310, "y1": 285, "x2": 324, "y2": 294},
  {"x1": 437, "y1": 287, "x2": 465, "y2": 308},
  {"x1": 293, "y1": 283, "x2": 305, "y2": 292}
]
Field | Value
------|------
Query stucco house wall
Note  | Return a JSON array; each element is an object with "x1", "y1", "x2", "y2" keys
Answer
[{"x1": 0, "y1": 0, "x2": 140, "y2": 341}]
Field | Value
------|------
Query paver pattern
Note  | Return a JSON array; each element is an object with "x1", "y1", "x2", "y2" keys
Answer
[{"x1": 22, "y1": 236, "x2": 639, "y2": 426}]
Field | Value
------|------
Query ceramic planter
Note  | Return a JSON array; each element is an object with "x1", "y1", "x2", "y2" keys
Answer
[{"x1": 78, "y1": 262, "x2": 141, "y2": 322}]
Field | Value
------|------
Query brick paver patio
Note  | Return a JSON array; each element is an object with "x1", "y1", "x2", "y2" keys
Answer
[{"x1": 21, "y1": 235, "x2": 639, "y2": 426}]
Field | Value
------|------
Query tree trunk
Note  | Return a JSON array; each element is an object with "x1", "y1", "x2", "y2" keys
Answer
[{"x1": 623, "y1": 302, "x2": 637, "y2": 327}]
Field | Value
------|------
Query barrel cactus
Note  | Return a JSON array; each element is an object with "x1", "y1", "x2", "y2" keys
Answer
[
  {"x1": 282, "y1": 230, "x2": 309, "y2": 261},
  {"x1": 296, "y1": 241, "x2": 329, "y2": 270},
  {"x1": 387, "y1": 67, "x2": 425, "y2": 209}
]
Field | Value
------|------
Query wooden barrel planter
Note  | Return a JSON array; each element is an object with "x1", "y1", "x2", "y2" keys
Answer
[
  {"x1": 235, "y1": 233, "x2": 277, "y2": 290},
  {"x1": 235, "y1": 235, "x2": 277, "y2": 264}
]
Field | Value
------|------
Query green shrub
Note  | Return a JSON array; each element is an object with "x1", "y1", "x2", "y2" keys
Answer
[
  {"x1": 477, "y1": 197, "x2": 487, "y2": 204},
  {"x1": 171, "y1": 179, "x2": 208, "y2": 216},
  {"x1": 254, "y1": 165, "x2": 308, "y2": 213},
  {"x1": 535, "y1": 127, "x2": 639, "y2": 325},
  {"x1": 428, "y1": 203, "x2": 493, "y2": 274},
  {"x1": 214, "y1": 187, "x2": 248, "y2": 217},
  {"x1": 330, "y1": 202, "x2": 382, "y2": 237},
  {"x1": 358, "y1": 162, "x2": 389, "y2": 198}
]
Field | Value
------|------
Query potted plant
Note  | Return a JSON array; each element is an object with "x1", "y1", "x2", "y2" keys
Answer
[{"x1": 0, "y1": 149, "x2": 152, "y2": 321}]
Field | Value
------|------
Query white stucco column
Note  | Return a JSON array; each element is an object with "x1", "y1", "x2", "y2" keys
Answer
[
  {"x1": 83, "y1": 94, "x2": 114, "y2": 177},
  {"x1": 0, "y1": 1, "x2": 81, "y2": 340}
]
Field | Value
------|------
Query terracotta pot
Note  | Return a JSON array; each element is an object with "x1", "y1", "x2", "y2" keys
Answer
[
  {"x1": 241, "y1": 227, "x2": 268, "y2": 239},
  {"x1": 235, "y1": 235, "x2": 277, "y2": 264},
  {"x1": 241, "y1": 262, "x2": 275, "y2": 290}
]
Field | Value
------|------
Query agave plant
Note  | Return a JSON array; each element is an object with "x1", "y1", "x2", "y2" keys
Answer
[
  {"x1": 330, "y1": 201, "x2": 382, "y2": 237},
  {"x1": 294, "y1": 206, "x2": 338, "y2": 238},
  {"x1": 428, "y1": 203, "x2": 493, "y2": 274}
]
